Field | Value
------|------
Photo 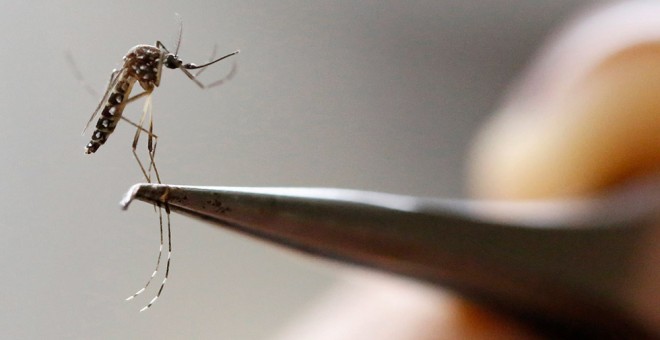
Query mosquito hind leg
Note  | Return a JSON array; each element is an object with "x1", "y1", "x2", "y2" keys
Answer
[
  {"x1": 191, "y1": 44, "x2": 218, "y2": 78},
  {"x1": 125, "y1": 205, "x2": 164, "y2": 301},
  {"x1": 125, "y1": 91, "x2": 170, "y2": 306},
  {"x1": 139, "y1": 202, "x2": 172, "y2": 312},
  {"x1": 81, "y1": 68, "x2": 122, "y2": 134},
  {"x1": 131, "y1": 92, "x2": 156, "y2": 183},
  {"x1": 121, "y1": 91, "x2": 156, "y2": 135},
  {"x1": 125, "y1": 91, "x2": 150, "y2": 106},
  {"x1": 129, "y1": 91, "x2": 162, "y2": 213},
  {"x1": 120, "y1": 116, "x2": 156, "y2": 137},
  {"x1": 126, "y1": 194, "x2": 172, "y2": 307},
  {"x1": 146, "y1": 100, "x2": 162, "y2": 184},
  {"x1": 125, "y1": 90, "x2": 161, "y2": 183}
]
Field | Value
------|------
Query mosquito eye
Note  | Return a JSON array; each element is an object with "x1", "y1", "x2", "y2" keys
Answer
[{"x1": 164, "y1": 55, "x2": 182, "y2": 69}]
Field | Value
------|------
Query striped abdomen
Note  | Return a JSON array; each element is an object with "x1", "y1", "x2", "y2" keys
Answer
[{"x1": 85, "y1": 74, "x2": 137, "y2": 154}]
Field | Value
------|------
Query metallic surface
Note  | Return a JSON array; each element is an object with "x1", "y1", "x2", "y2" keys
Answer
[{"x1": 123, "y1": 180, "x2": 659, "y2": 337}]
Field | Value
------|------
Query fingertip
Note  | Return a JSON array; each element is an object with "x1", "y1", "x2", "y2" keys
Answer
[{"x1": 468, "y1": 1, "x2": 660, "y2": 199}]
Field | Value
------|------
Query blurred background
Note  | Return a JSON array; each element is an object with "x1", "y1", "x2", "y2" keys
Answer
[{"x1": 0, "y1": 0, "x2": 603, "y2": 338}]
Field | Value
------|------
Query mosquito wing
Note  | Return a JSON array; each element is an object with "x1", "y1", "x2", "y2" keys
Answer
[{"x1": 82, "y1": 68, "x2": 125, "y2": 135}]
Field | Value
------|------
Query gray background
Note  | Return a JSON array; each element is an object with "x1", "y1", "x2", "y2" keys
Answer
[{"x1": 0, "y1": 0, "x2": 600, "y2": 339}]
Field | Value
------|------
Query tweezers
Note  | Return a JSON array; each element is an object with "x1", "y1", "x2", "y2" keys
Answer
[{"x1": 121, "y1": 178, "x2": 659, "y2": 338}]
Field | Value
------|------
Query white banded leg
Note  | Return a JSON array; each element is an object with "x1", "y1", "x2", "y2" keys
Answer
[
  {"x1": 145, "y1": 102, "x2": 161, "y2": 183},
  {"x1": 125, "y1": 93, "x2": 162, "y2": 302},
  {"x1": 140, "y1": 203, "x2": 171, "y2": 312},
  {"x1": 125, "y1": 92, "x2": 172, "y2": 311},
  {"x1": 125, "y1": 205, "x2": 164, "y2": 301},
  {"x1": 130, "y1": 93, "x2": 157, "y2": 183}
]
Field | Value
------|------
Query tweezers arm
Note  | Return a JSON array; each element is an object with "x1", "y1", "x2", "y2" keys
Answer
[
  {"x1": 121, "y1": 183, "x2": 656, "y2": 337},
  {"x1": 122, "y1": 184, "x2": 475, "y2": 273}
]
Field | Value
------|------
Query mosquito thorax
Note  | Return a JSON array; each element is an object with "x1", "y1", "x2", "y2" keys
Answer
[{"x1": 122, "y1": 45, "x2": 163, "y2": 89}]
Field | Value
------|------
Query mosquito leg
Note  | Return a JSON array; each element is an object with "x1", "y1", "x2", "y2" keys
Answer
[
  {"x1": 121, "y1": 91, "x2": 158, "y2": 136},
  {"x1": 126, "y1": 90, "x2": 162, "y2": 193},
  {"x1": 202, "y1": 60, "x2": 238, "y2": 88},
  {"x1": 129, "y1": 92, "x2": 162, "y2": 210},
  {"x1": 125, "y1": 92, "x2": 167, "y2": 304},
  {"x1": 147, "y1": 129, "x2": 161, "y2": 184},
  {"x1": 192, "y1": 44, "x2": 218, "y2": 78},
  {"x1": 125, "y1": 205, "x2": 164, "y2": 301},
  {"x1": 123, "y1": 114, "x2": 160, "y2": 185},
  {"x1": 146, "y1": 102, "x2": 162, "y2": 184},
  {"x1": 120, "y1": 116, "x2": 156, "y2": 137},
  {"x1": 66, "y1": 51, "x2": 102, "y2": 98},
  {"x1": 125, "y1": 91, "x2": 150, "y2": 105},
  {"x1": 156, "y1": 41, "x2": 170, "y2": 53},
  {"x1": 121, "y1": 114, "x2": 160, "y2": 181},
  {"x1": 191, "y1": 47, "x2": 237, "y2": 88},
  {"x1": 133, "y1": 132, "x2": 170, "y2": 311},
  {"x1": 81, "y1": 68, "x2": 122, "y2": 134},
  {"x1": 179, "y1": 68, "x2": 207, "y2": 89},
  {"x1": 177, "y1": 49, "x2": 239, "y2": 89},
  {"x1": 67, "y1": 52, "x2": 125, "y2": 135},
  {"x1": 140, "y1": 202, "x2": 172, "y2": 312},
  {"x1": 131, "y1": 93, "x2": 154, "y2": 183},
  {"x1": 178, "y1": 60, "x2": 238, "y2": 90}
]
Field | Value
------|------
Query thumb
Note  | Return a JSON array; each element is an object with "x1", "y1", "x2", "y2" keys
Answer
[{"x1": 468, "y1": 1, "x2": 660, "y2": 200}]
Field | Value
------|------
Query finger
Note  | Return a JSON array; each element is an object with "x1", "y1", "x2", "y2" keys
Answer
[
  {"x1": 468, "y1": 1, "x2": 660, "y2": 200},
  {"x1": 467, "y1": 1, "x2": 660, "y2": 335},
  {"x1": 273, "y1": 272, "x2": 538, "y2": 340}
]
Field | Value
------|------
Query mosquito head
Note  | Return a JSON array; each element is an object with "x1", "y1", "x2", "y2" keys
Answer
[{"x1": 164, "y1": 53, "x2": 183, "y2": 69}]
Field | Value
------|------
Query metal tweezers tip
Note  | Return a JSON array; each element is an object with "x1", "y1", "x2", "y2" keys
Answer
[{"x1": 121, "y1": 183, "x2": 160, "y2": 210}]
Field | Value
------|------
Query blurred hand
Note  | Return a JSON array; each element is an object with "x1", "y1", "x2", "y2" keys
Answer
[{"x1": 276, "y1": 2, "x2": 660, "y2": 339}]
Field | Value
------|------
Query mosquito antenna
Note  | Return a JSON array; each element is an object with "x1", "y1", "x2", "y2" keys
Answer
[
  {"x1": 183, "y1": 50, "x2": 240, "y2": 70},
  {"x1": 174, "y1": 13, "x2": 183, "y2": 56}
]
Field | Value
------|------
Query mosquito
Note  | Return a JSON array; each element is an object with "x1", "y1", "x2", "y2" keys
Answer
[{"x1": 77, "y1": 18, "x2": 239, "y2": 311}]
